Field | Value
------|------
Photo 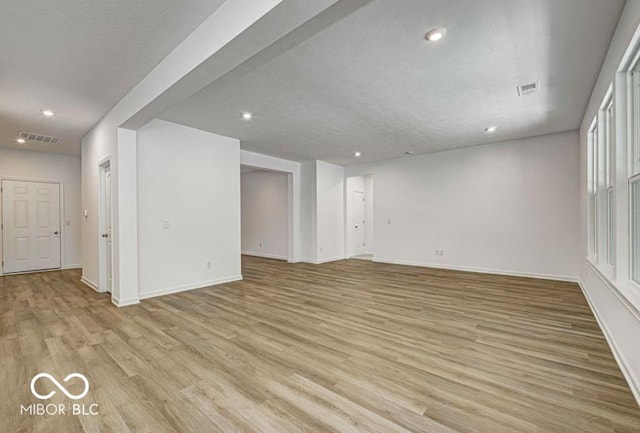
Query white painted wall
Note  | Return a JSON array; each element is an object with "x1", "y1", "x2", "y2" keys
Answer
[
  {"x1": 240, "y1": 150, "x2": 301, "y2": 262},
  {"x1": 137, "y1": 120, "x2": 241, "y2": 299},
  {"x1": 80, "y1": 0, "x2": 289, "y2": 306},
  {"x1": 347, "y1": 131, "x2": 580, "y2": 280},
  {"x1": 578, "y1": 0, "x2": 640, "y2": 404},
  {"x1": 241, "y1": 170, "x2": 288, "y2": 260},
  {"x1": 316, "y1": 161, "x2": 345, "y2": 262},
  {"x1": 0, "y1": 148, "x2": 81, "y2": 273}
]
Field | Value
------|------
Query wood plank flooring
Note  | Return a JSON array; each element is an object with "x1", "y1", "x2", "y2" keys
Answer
[{"x1": 1, "y1": 256, "x2": 639, "y2": 432}]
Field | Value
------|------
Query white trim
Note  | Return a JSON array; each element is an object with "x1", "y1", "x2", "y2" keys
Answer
[
  {"x1": 80, "y1": 276, "x2": 101, "y2": 293},
  {"x1": 307, "y1": 255, "x2": 346, "y2": 265},
  {"x1": 578, "y1": 278, "x2": 640, "y2": 406},
  {"x1": 371, "y1": 257, "x2": 579, "y2": 282},
  {"x1": 242, "y1": 250, "x2": 288, "y2": 261},
  {"x1": 138, "y1": 275, "x2": 243, "y2": 300},
  {"x1": 111, "y1": 296, "x2": 140, "y2": 308},
  {"x1": 65, "y1": 264, "x2": 82, "y2": 269}
]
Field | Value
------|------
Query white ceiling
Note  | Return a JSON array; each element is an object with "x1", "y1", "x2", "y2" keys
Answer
[
  {"x1": 162, "y1": 0, "x2": 624, "y2": 166},
  {"x1": 0, "y1": 0, "x2": 226, "y2": 155}
]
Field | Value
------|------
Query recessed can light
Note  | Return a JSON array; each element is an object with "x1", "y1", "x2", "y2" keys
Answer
[
  {"x1": 17, "y1": 138, "x2": 26, "y2": 144},
  {"x1": 485, "y1": 126, "x2": 497, "y2": 133},
  {"x1": 242, "y1": 112, "x2": 252, "y2": 120},
  {"x1": 42, "y1": 109, "x2": 55, "y2": 117},
  {"x1": 354, "y1": 151, "x2": 362, "y2": 157},
  {"x1": 425, "y1": 28, "x2": 446, "y2": 42}
]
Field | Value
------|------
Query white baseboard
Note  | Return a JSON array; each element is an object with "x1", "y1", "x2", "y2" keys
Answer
[
  {"x1": 139, "y1": 275, "x2": 243, "y2": 300},
  {"x1": 64, "y1": 264, "x2": 82, "y2": 270},
  {"x1": 111, "y1": 296, "x2": 140, "y2": 307},
  {"x1": 579, "y1": 266, "x2": 640, "y2": 406},
  {"x1": 371, "y1": 257, "x2": 579, "y2": 282},
  {"x1": 304, "y1": 255, "x2": 346, "y2": 264},
  {"x1": 80, "y1": 276, "x2": 101, "y2": 292},
  {"x1": 242, "y1": 250, "x2": 288, "y2": 261}
]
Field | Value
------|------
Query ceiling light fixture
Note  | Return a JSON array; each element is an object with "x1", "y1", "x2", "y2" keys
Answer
[
  {"x1": 242, "y1": 112, "x2": 253, "y2": 120},
  {"x1": 485, "y1": 126, "x2": 497, "y2": 133},
  {"x1": 16, "y1": 138, "x2": 26, "y2": 144},
  {"x1": 404, "y1": 151, "x2": 414, "y2": 155},
  {"x1": 425, "y1": 28, "x2": 446, "y2": 42},
  {"x1": 42, "y1": 109, "x2": 55, "y2": 117},
  {"x1": 354, "y1": 151, "x2": 362, "y2": 158}
]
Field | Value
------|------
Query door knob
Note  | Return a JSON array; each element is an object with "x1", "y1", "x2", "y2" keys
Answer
[
  {"x1": 54, "y1": 231, "x2": 59, "y2": 235},
  {"x1": 101, "y1": 233, "x2": 108, "y2": 238}
]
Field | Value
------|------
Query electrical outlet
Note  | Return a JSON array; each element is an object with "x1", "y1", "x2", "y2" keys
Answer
[
  {"x1": 259, "y1": 242, "x2": 263, "y2": 248},
  {"x1": 162, "y1": 220, "x2": 170, "y2": 229},
  {"x1": 435, "y1": 250, "x2": 444, "y2": 256},
  {"x1": 320, "y1": 247, "x2": 324, "y2": 253},
  {"x1": 206, "y1": 261, "x2": 212, "y2": 270},
  {"x1": 387, "y1": 218, "x2": 391, "y2": 224}
]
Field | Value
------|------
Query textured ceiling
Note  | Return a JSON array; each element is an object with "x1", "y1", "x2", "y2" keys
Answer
[
  {"x1": 0, "y1": 0, "x2": 226, "y2": 155},
  {"x1": 162, "y1": 0, "x2": 624, "y2": 166}
]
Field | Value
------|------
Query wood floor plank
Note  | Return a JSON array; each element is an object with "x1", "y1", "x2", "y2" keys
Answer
[{"x1": 1, "y1": 256, "x2": 639, "y2": 432}]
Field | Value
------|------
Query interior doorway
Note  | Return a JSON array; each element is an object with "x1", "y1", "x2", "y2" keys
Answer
[
  {"x1": 345, "y1": 174, "x2": 373, "y2": 259},
  {"x1": 240, "y1": 165, "x2": 293, "y2": 261},
  {"x1": 98, "y1": 161, "x2": 113, "y2": 293},
  {"x1": 1, "y1": 179, "x2": 62, "y2": 273}
]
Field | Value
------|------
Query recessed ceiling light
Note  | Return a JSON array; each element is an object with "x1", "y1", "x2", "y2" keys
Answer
[
  {"x1": 42, "y1": 109, "x2": 55, "y2": 117},
  {"x1": 242, "y1": 112, "x2": 252, "y2": 120},
  {"x1": 404, "y1": 151, "x2": 414, "y2": 155},
  {"x1": 354, "y1": 151, "x2": 362, "y2": 157},
  {"x1": 16, "y1": 138, "x2": 26, "y2": 144},
  {"x1": 485, "y1": 126, "x2": 497, "y2": 133},
  {"x1": 425, "y1": 28, "x2": 446, "y2": 42}
]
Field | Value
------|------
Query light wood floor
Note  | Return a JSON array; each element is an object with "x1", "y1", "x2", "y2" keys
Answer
[{"x1": 2, "y1": 256, "x2": 640, "y2": 433}]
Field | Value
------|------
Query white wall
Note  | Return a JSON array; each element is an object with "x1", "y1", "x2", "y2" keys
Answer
[
  {"x1": 137, "y1": 120, "x2": 241, "y2": 299},
  {"x1": 347, "y1": 131, "x2": 580, "y2": 280},
  {"x1": 241, "y1": 169, "x2": 288, "y2": 260},
  {"x1": 315, "y1": 161, "x2": 345, "y2": 263},
  {"x1": 81, "y1": 0, "x2": 287, "y2": 306},
  {"x1": 0, "y1": 148, "x2": 81, "y2": 272},
  {"x1": 578, "y1": 0, "x2": 640, "y2": 404}
]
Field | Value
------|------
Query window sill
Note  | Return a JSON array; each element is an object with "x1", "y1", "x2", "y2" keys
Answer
[{"x1": 585, "y1": 258, "x2": 640, "y2": 321}]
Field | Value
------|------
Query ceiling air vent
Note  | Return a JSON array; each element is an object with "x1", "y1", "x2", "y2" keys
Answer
[
  {"x1": 517, "y1": 81, "x2": 539, "y2": 96},
  {"x1": 18, "y1": 131, "x2": 61, "y2": 145}
]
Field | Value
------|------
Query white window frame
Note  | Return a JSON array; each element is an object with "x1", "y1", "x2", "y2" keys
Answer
[
  {"x1": 587, "y1": 119, "x2": 598, "y2": 261},
  {"x1": 604, "y1": 100, "x2": 615, "y2": 269}
]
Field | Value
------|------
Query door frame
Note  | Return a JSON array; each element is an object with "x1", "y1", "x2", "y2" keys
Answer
[
  {"x1": 0, "y1": 176, "x2": 66, "y2": 276},
  {"x1": 98, "y1": 158, "x2": 113, "y2": 293},
  {"x1": 352, "y1": 189, "x2": 366, "y2": 255}
]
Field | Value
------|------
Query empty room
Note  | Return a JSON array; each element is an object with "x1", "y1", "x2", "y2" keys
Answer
[{"x1": 2, "y1": 0, "x2": 640, "y2": 432}]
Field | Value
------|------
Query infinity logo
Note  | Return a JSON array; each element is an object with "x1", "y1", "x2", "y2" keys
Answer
[{"x1": 30, "y1": 373, "x2": 89, "y2": 400}]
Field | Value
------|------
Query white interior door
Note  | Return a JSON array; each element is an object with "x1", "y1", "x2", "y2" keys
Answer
[
  {"x1": 1, "y1": 180, "x2": 61, "y2": 273},
  {"x1": 103, "y1": 165, "x2": 113, "y2": 293},
  {"x1": 353, "y1": 190, "x2": 365, "y2": 255}
]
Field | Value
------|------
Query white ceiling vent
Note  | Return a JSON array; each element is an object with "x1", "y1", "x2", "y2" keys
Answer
[
  {"x1": 517, "y1": 81, "x2": 539, "y2": 96},
  {"x1": 18, "y1": 131, "x2": 61, "y2": 145}
]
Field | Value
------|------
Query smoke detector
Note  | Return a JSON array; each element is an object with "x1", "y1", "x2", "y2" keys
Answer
[
  {"x1": 517, "y1": 81, "x2": 539, "y2": 96},
  {"x1": 17, "y1": 131, "x2": 61, "y2": 145}
]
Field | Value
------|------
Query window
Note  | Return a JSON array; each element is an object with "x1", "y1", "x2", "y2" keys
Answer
[
  {"x1": 588, "y1": 122, "x2": 598, "y2": 259},
  {"x1": 632, "y1": 177, "x2": 640, "y2": 283},
  {"x1": 604, "y1": 102, "x2": 615, "y2": 267}
]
